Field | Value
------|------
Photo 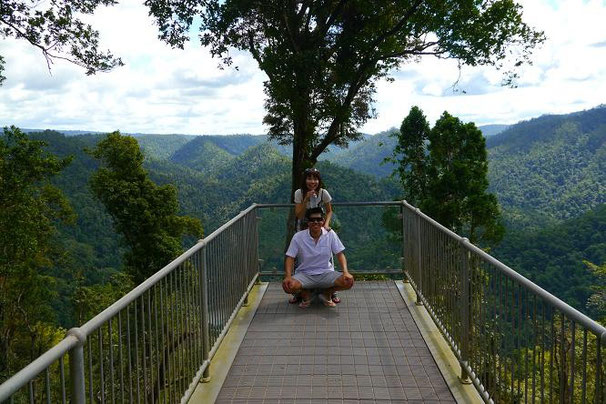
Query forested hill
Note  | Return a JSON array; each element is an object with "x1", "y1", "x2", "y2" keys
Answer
[
  {"x1": 487, "y1": 106, "x2": 606, "y2": 230},
  {"x1": 168, "y1": 134, "x2": 266, "y2": 171},
  {"x1": 12, "y1": 105, "x2": 606, "y2": 321},
  {"x1": 492, "y1": 203, "x2": 606, "y2": 316},
  {"x1": 18, "y1": 130, "x2": 400, "y2": 328},
  {"x1": 136, "y1": 134, "x2": 195, "y2": 160},
  {"x1": 319, "y1": 124, "x2": 509, "y2": 178},
  {"x1": 324, "y1": 129, "x2": 398, "y2": 178}
]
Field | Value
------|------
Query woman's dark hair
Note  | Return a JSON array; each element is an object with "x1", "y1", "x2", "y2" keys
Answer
[{"x1": 300, "y1": 167, "x2": 325, "y2": 193}]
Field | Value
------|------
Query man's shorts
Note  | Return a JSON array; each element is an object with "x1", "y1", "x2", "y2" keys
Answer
[{"x1": 293, "y1": 271, "x2": 342, "y2": 289}]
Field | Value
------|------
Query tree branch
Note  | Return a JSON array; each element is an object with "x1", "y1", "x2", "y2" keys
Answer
[
  {"x1": 282, "y1": 4, "x2": 301, "y2": 53},
  {"x1": 315, "y1": 0, "x2": 347, "y2": 38},
  {"x1": 367, "y1": 0, "x2": 425, "y2": 52},
  {"x1": 310, "y1": 72, "x2": 369, "y2": 161}
]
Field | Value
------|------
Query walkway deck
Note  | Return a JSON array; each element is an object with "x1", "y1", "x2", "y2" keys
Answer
[{"x1": 192, "y1": 281, "x2": 479, "y2": 403}]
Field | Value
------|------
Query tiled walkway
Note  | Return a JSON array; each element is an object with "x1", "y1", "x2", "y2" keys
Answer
[{"x1": 214, "y1": 282, "x2": 456, "y2": 403}]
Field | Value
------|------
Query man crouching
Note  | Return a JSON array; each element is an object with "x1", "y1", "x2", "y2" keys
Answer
[{"x1": 282, "y1": 207, "x2": 354, "y2": 308}]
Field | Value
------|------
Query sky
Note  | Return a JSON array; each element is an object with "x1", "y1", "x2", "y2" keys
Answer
[{"x1": 1, "y1": 0, "x2": 606, "y2": 136}]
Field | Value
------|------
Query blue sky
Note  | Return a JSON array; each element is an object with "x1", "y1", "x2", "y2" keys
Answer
[{"x1": 1, "y1": 0, "x2": 606, "y2": 135}]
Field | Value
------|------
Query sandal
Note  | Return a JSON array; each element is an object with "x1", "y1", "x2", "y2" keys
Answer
[
  {"x1": 331, "y1": 293, "x2": 341, "y2": 304},
  {"x1": 319, "y1": 294, "x2": 336, "y2": 307},
  {"x1": 289, "y1": 294, "x2": 302, "y2": 304},
  {"x1": 299, "y1": 299, "x2": 311, "y2": 309}
]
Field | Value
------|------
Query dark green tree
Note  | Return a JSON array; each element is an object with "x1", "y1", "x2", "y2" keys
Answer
[
  {"x1": 89, "y1": 132, "x2": 203, "y2": 283},
  {"x1": 423, "y1": 112, "x2": 504, "y2": 245},
  {"x1": 0, "y1": 0, "x2": 123, "y2": 85},
  {"x1": 584, "y1": 260, "x2": 606, "y2": 325},
  {"x1": 145, "y1": 0, "x2": 544, "y2": 194},
  {"x1": 388, "y1": 106, "x2": 430, "y2": 206},
  {"x1": 0, "y1": 126, "x2": 74, "y2": 380}
]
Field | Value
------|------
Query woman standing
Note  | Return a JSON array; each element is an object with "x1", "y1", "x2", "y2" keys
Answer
[{"x1": 294, "y1": 168, "x2": 333, "y2": 231}]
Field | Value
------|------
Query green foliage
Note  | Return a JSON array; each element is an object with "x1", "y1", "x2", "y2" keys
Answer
[
  {"x1": 425, "y1": 111, "x2": 504, "y2": 245},
  {"x1": 170, "y1": 137, "x2": 235, "y2": 172},
  {"x1": 328, "y1": 130, "x2": 397, "y2": 178},
  {"x1": 389, "y1": 106, "x2": 430, "y2": 206},
  {"x1": 391, "y1": 108, "x2": 504, "y2": 246},
  {"x1": 0, "y1": 0, "x2": 123, "y2": 84},
  {"x1": 256, "y1": 162, "x2": 402, "y2": 273},
  {"x1": 0, "y1": 126, "x2": 74, "y2": 380},
  {"x1": 136, "y1": 134, "x2": 195, "y2": 160},
  {"x1": 584, "y1": 260, "x2": 606, "y2": 325},
  {"x1": 493, "y1": 204, "x2": 606, "y2": 314},
  {"x1": 146, "y1": 0, "x2": 544, "y2": 198},
  {"x1": 323, "y1": 124, "x2": 510, "y2": 178},
  {"x1": 487, "y1": 106, "x2": 606, "y2": 231},
  {"x1": 73, "y1": 272, "x2": 134, "y2": 324},
  {"x1": 89, "y1": 132, "x2": 203, "y2": 283}
]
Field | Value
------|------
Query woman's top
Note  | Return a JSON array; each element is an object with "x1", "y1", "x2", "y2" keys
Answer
[{"x1": 293, "y1": 188, "x2": 332, "y2": 209}]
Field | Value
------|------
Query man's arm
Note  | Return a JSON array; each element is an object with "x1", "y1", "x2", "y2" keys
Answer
[
  {"x1": 282, "y1": 255, "x2": 298, "y2": 293},
  {"x1": 336, "y1": 252, "x2": 352, "y2": 278},
  {"x1": 284, "y1": 255, "x2": 295, "y2": 278}
]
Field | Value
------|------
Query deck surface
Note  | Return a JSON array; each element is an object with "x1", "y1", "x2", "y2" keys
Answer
[{"x1": 214, "y1": 281, "x2": 456, "y2": 403}]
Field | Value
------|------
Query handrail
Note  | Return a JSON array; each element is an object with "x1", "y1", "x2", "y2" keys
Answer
[
  {"x1": 0, "y1": 336, "x2": 79, "y2": 400},
  {"x1": 464, "y1": 240, "x2": 606, "y2": 340},
  {"x1": 0, "y1": 205, "x2": 260, "y2": 403},
  {"x1": 255, "y1": 201, "x2": 402, "y2": 208},
  {"x1": 402, "y1": 200, "x2": 606, "y2": 339},
  {"x1": 255, "y1": 201, "x2": 404, "y2": 277},
  {"x1": 401, "y1": 199, "x2": 605, "y2": 403},
  {"x1": 80, "y1": 203, "x2": 258, "y2": 335},
  {"x1": 2, "y1": 201, "x2": 604, "y2": 404}
]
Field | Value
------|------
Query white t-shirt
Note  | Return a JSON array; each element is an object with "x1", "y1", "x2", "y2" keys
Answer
[
  {"x1": 293, "y1": 188, "x2": 332, "y2": 208},
  {"x1": 285, "y1": 228, "x2": 345, "y2": 275}
]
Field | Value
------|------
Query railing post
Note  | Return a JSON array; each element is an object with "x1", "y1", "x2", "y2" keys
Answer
[
  {"x1": 459, "y1": 237, "x2": 472, "y2": 384},
  {"x1": 253, "y1": 209, "x2": 261, "y2": 281},
  {"x1": 256, "y1": 212, "x2": 263, "y2": 281},
  {"x1": 415, "y1": 208, "x2": 423, "y2": 306},
  {"x1": 242, "y1": 213, "x2": 249, "y2": 307},
  {"x1": 67, "y1": 328, "x2": 86, "y2": 403},
  {"x1": 199, "y1": 243, "x2": 211, "y2": 383},
  {"x1": 401, "y1": 202, "x2": 409, "y2": 283}
]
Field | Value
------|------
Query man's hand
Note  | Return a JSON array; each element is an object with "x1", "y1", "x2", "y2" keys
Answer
[
  {"x1": 342, "y1": 272, "x2": 354, "y2": 288},
  {"x1": 282, "y1": 276, "x2": 297, "y2": 294}
]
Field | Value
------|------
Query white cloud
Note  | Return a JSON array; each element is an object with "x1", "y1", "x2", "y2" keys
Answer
[{"x1": 1, "y1": 0, "x2": 606, "y2": 135}]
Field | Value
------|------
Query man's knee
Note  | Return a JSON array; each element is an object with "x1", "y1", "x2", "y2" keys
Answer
[
  {"x1": 335, "y1": 275, "x2": 354, "y2": 290},
  {"x1": 282, "y1": 278, "x2": 302, "y2": 294}
]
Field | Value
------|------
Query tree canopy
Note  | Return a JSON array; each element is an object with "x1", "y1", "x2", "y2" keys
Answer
[
  {"x1": 388, "y1": 105, "x2": 430, "y2": 206},
  {"x1": 89, "y1": 132, "x2": 203, "y2": 283},
  {"x1": 0, "y1": 126, "x2": 74, "y2": 379},
  {"x1": 392, "y1": 108, "x2": 504, "y2": 246},
  {"x1": 584, "y1": 260, "x2": 606, "y2": 325},
  {"x1": 146, "y1": 0, "x2": 544, "y2": 193},
  {"x1": 0, "y1": 0, "x2": 123, "y2": 85}
]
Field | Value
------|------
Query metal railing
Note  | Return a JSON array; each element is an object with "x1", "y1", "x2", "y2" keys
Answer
[
  {"x1": 255, "y1": 202, "x2": 404, "y2": 277},
  {"x1": 0, "y1": 205, "x2": 259, "y2": 403},
  {"x1": 402, "y1": 200, "x2": 606, "y2": 403},
  {"x1": 2, "y1": 201, "x2": 605, "y2": 403}
]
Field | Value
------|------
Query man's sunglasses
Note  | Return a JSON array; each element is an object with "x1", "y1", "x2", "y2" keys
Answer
[
  {"x1": 307, "y1": 217, "x2": 324, "y2": 222},
  {"x1": 304, "y1": 168, "x2": 320, "y2": 174}
]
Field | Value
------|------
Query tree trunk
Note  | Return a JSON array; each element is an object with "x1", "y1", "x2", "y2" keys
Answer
[{"x1": 284, "y1": 112, "x2": 316, "y2": 250}]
